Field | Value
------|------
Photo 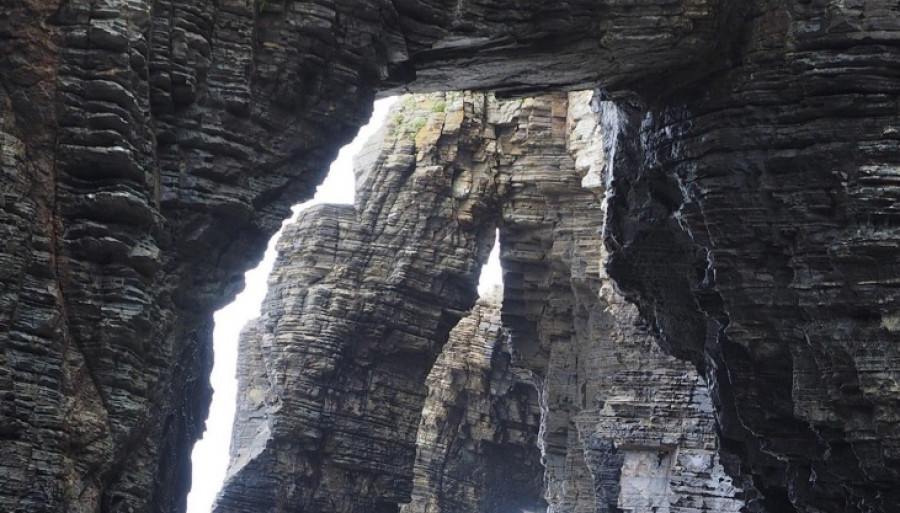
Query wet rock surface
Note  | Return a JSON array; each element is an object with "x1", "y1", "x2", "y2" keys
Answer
[{"x1": 0, "y1": 0, "x2": 898, "y2": 512}]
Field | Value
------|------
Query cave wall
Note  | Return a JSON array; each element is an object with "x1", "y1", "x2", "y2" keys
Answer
[
  {"x1": 598, "y1": 5, "x2": 900, "y2": 509},
  {"x1": 1, "y1": 0, "x2": 899, "y2": 512}
]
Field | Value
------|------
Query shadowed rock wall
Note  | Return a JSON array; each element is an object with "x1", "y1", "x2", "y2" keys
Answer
[
  {"x1": 1, "y1": 0, "x2": 398, "y2": 510},
  {"x1": 598, "y1": 6, "x2": 900, "y2": 508}
]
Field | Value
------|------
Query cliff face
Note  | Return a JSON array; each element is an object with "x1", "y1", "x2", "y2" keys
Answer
[
  {"x1": 388, "y1": 288, "x2": 546, "y2": 513},
  {"x1": 597, "y1": 6, "x2": 900, "y2": 510},
  {"x1": 1, "y1": 0, "x2": 391, "y2": 511},
  {"x1": 219, "y1": 92, "x2": 743, "y2": 513},
  {"x1": 1, "y1": 1, "x2": 898, "y2": 512}
]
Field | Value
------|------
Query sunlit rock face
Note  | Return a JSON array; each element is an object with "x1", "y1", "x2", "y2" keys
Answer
[
  {"x1": 1, "y1": 0, "x2": 898, "y2": 512},
  {"x1": 218, "y1": 92, "x2": 743, "y2": 513}
]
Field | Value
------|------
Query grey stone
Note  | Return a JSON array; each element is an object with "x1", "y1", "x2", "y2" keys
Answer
[{"x1": 219, "y1": 92, "x2": 743, "y2": 513}]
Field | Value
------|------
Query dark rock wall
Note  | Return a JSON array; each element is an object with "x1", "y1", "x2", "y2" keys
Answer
[
  {"x1": 600, "y1": 4, "x2": 900, "y2": 511},
  {"x1": 1, "y1": 1, "x2": 898, "y2": 512},
  {"x1": 2, "y1": 0, "x2": 393, "y2": 511}
]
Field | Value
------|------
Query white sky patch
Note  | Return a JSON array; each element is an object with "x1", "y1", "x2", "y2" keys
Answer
[
  {"x1": 477, "y1": 229, "x2": 503, "y2": 296},
  {"x1": 186, "y1": 97, "x2": 396, "y2": 513}
]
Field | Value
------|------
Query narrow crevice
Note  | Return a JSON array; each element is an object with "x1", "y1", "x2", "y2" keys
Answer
[{"x1": 477, "y1": 229, "x2": 503, "y2": 298}]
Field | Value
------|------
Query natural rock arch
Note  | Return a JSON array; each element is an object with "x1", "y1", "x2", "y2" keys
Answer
[{"x1": 0, "y1": 1, "x2": 897, "y2": 512}]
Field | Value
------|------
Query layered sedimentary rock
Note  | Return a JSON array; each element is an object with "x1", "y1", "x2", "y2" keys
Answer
[
  {"x1": 1, "y1": 1, "x2": 899, "y2": 512},
  {"x1": 396, "y1": 288, "x2": 546, "y2": 513},
  {"x1": 1, "y1": 1, "x2": 392, "y2": 511},
  {"x1": 215, "y1": 93, "x2": 499, "y2": 513},
  {"x1": 597, "y1": 7, "x2": 900, "y2": 510},
  {"x1": 1, "y1": 2, "x2": 723, "y2": 509},
  {"x1": 497, "y1": 92, "x2": 744, "y2": 513},
  {"x1": 220, "y1": 92, "x2": 743, "y2": 513}
]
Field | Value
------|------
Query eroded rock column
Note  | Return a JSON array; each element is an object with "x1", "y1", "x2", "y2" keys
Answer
[
  {"x1": 402, "y1": 288, "x2": 546, "y2": 513},
  {"x1": 215, "y1": 93, "x2": 500, "y2": 513}
]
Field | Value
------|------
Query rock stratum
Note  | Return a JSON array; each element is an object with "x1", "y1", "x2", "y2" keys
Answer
[
  {"x1": 0, "y1": 1, "x2": 898, "y2": 512},
  {"x1": 219, "y1": 91, "x2": 745, "y2": 513}
]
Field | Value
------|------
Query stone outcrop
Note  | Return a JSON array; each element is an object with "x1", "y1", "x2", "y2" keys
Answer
[
  {"x1": 215, "y1": 93, "x2": 499, "y2": 513},
  {"x1": 1, "y1": 1, "x2": 898, "y2": 512},
  {"x1": 219, "y1": 92, "x2": 743, "y2": 513},
  {"x1": 401, "y1": 287, "x2": 546, "y2": 513},
  {"x1": 496, "y1": 92, "x2": 744, "y2": 513}
]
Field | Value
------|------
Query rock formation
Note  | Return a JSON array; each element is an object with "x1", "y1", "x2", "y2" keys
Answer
[
  {"x1": 382, "y1": 287, "x2": 545, "y2": 513},
  {"x1": 1, "y1": 1, "x2": 898, "y2": 512},
  {"x1": 218, "y1": 92, "x2": 745, "y2": 513},
  {"x1": 596, "y1": 9, "x2": 900, "y2": 510}
]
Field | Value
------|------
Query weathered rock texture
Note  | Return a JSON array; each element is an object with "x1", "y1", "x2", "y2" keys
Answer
[
  {"x1": 496, "y1": 92, "x2": 744, "y2": 513},
  {"x1": 1, "y1": 1, "x2": 899, "y2": 512},
  {"x1": 596, "y1": 7, "x2": 900, "y2": 511},
  {"x1": 220, "y1": 92, "x2": 743, "y2": 513},
  {"x1": 1, "y1": 0, "x2": 392, "y2": 511},
  {"x1": 215, "y1": 93, "x2": 499, "y2": 513},
  {"x1": 400, "y1": 287, "x2": 546, "y2": 513}
]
